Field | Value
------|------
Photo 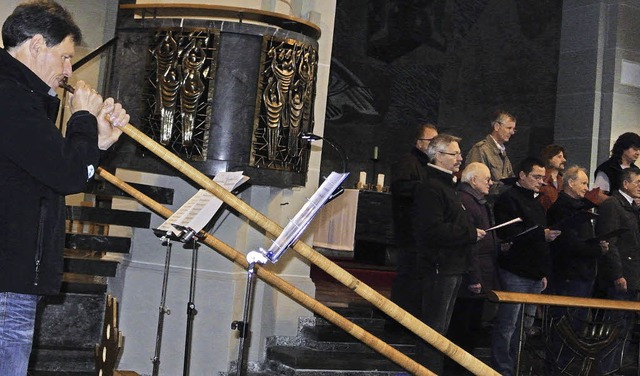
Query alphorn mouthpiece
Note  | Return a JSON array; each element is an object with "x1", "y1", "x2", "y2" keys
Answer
[{"x1": 59, "y1": 79, "x2": 75, "y2": 93}]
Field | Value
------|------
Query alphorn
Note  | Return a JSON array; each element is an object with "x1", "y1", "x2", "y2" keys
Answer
[
  {"x1": 62, "y1": 81, "x2": 499, "y2": 375},
  {"x1": 490, "y1": 290, "x2": 640, "y2": 311},
  {"x1": 96, "y1": 168, "x2": 434, "y2": 376}
]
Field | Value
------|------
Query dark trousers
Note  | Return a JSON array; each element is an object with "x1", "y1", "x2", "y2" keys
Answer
[
  {"x1": 546, "y1": 278, "x2": 594, "y2": 374},
  {"x1": 415, "y1": 272, "x2": 462, "y2": 375},
  {"x1": 390, "y1": 245, "x2": 421, "y2": 318}
]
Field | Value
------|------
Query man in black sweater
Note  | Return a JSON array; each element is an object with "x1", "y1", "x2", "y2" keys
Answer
[
  {"x1": 389, "y1": 123, "x2": 438, "y2": 319},
  {"x1": 412, "y1": 134, "x2": 485, "y2": 374},
  {"x1": 491, "y1": 157, "x2": 561, "y2": 376}
]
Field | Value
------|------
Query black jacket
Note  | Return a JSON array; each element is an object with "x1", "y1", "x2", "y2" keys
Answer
[
  {"x1": 391, "y1": 147, "x2": 430, "y2": 246},
  {"x1": 596, "y1": 191, "x2": 640, "y2": 291},
  {"x1": 494, "y1": 184, "x2": 550, "y2": 280},
  {"x1": 547, "y1": 192, "x2": 601, "y2": 282},
  {"x1": 457, "y1": 182, "x2": 500, "y2": 293},
  {"x1": 412, "y1": 165, "x2": 477, "y2": 275},
  {"x1": 0, "y1": 48, "x2": 100, "y2": 295},
  {"x1": 594, "y1": 157, "x2": 638, "y2": 194}
]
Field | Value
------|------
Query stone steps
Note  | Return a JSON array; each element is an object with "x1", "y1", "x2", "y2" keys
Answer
[
  {"x1": 26, "y1": 181, "x2": 168, "y2": 375},
  {"x1": 256, "y1": 306, "x2": 419, "y2": 376}
]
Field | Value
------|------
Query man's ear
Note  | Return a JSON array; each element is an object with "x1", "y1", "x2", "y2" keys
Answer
[
  {"x1": 28, "y1": 34, "x2": 46, "y2": 57},
  {"x1": 518, "y1": 171, "x2": 526, "y2": 180},
  {"x1": 433, "y1": 152, "x2": 442, "y2": 166}
]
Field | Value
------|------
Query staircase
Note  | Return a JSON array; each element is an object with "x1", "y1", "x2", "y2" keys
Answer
[
  {"x1": 248, "y1": 306, "x2": 417, "y2": 376},
  {"x1": 27, "y1": 176, "x2": 173, "y2": 375}
]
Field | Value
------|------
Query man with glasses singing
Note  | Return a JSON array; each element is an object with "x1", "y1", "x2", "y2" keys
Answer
[
  {"x1": 389, "y1": 123, "x2": 438, "y2": 323},
  {"x1": 412, "y1": 134, "x2": 486, "y2": 374},
  {"x1": 490, "y1": 157, "x2": 561, "y2": 376},
  {"x1": 466, "y1": 110, "x2": 517, "y2": 198}
]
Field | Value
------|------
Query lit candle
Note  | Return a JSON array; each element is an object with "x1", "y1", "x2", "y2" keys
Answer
[
  {"x1": 373, "y1": 146, "x2": 379, "y2": 160},
  {"x1": 377, "y1": 173, "x2": 384, "y2": 187}
]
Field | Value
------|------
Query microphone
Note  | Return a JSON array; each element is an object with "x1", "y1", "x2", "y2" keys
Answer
[
  {"x1": 298, "y1": 130, "x2": 349, "y2": 174},
  {"x1": 299, "y1": 132, "x2": 323, "y2": 142}
]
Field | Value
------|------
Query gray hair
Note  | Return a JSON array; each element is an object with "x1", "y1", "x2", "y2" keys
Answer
[
  {"x1": 461, "y1": 162, "x2": 490, "y2": 183},
  {"x1": 425, "y1": 134, "x2": 461, "y2": 163},
  {"x1": 562, "y1": 165, "x2": 587, "y2": 189}
]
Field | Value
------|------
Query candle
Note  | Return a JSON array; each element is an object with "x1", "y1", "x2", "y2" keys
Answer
[
  {"x1": 359, "y1": 171, "x2": 367, "y2": 185},
  {"x1": 377, "y1": 173, "x2": 384, "y2": 187},
  {"x1": 373, "y1": 146, "x2": 379, "y2": 160}
]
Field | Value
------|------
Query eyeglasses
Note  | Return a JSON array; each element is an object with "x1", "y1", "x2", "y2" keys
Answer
[
  {"x1": 438, "y1": 150, "x2": 462, "y2": 157},
  {"x1": 626, "y1": 179, "x2": 640, "y2": 186},
  {"x1": 418, "y1": 138, "x2": 434, "y2": 141}
]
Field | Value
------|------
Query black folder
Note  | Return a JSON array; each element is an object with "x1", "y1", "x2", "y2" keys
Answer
[
  {"x1": 502, "y1": 225, "x2": 540, "y2": 242},
  {"x1": 587, "y1": 228, "x2": 629, "y2": 243},
  {"x1": 550, "y1": 211, "x2": 598, "y2": 231}
]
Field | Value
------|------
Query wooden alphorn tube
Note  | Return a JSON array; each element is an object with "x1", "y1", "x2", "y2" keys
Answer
[
  {"x1": 62, "y1": 79, "x2": 497, "y2": 375},
  {"x1": 96, "y1": 168, "x2": 434, "y2": 376}
]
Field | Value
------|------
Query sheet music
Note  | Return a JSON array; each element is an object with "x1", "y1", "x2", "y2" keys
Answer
[
  {"x1": 155, "y1": 171, "x2": 249, "y2": 236},
  {"x1": 265, "y1": 171, "x2": 349, "y2": 263},
  {"x1": 485, "y1": 217, "x2": 522, "y2": 232}
]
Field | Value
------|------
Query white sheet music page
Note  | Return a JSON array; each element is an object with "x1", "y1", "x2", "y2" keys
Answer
[
  {"x1": 266, "y1": 171, "x2": 349, "y2": 263},
  {"x1": 155, "y1": 171, "x2": 249, "y2": 236}
]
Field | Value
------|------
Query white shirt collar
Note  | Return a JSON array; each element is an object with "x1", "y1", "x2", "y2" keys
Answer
[
  {"x1": 619, "y1": 189, "x2": 635, "y2": 205},
  {"x1": 516, "y1": 181, "x2": 539, "y2": 198},
  {"x1": 428, "y1": 163, "x2": 457, "y2": 183},
  {"x1": 490, "y1": 135, "x2": 505, "y2": 152}
]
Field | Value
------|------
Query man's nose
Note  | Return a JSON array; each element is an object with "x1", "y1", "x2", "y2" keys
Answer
[{"x1": 63, "y1": 60, "x2": 72, "y2": 77}]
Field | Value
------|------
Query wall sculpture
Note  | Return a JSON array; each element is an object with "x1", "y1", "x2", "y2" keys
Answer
[
  {"x1": 144, "y1": 28, "x2": 219, "y2": 161},
  {"x1": 251, "y1": 38, "x2": 318, "y2": 173}
]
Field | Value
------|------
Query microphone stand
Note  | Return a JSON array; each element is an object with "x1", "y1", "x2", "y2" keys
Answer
[{"x1": 299, "y1": 132, "x2": 348, "y2": 173}]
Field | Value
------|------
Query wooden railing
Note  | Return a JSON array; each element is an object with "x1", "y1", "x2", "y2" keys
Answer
[
  {"x1": 488, "y1": 290, "x2": 640, "y2": 375},
  {"x1": 489, "y1": 290, "x2": 640, "y2": 312}
]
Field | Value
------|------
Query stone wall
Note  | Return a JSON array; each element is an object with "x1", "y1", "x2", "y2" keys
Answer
[{"x1": 321, "y1": 0, "x2": 563, "y2": 187}]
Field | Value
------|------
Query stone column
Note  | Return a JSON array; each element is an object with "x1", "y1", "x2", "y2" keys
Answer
[{"x1": 554, "y1": 0, "x2": 640, "y2": 176}]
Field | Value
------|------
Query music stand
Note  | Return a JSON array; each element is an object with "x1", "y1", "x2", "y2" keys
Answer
[
  {"x1": 231, "y1": 172, "x2": 348, "y2": 375},
  {"x1": 150, "y1": 172, "x2": 248, "y2": 376},
  {"x1": 150, "y1": 231, "x2": 174, "y2": 376}
]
